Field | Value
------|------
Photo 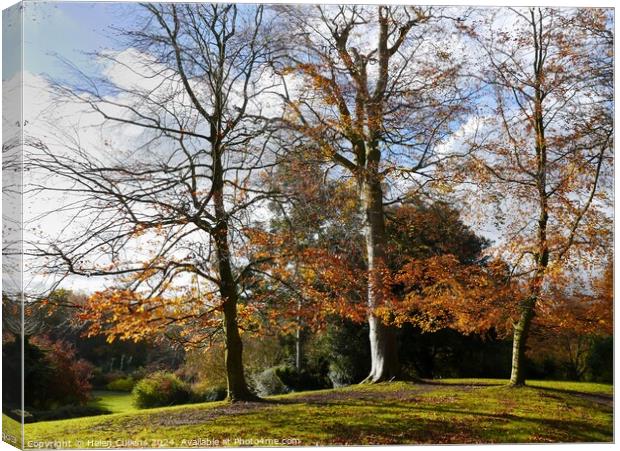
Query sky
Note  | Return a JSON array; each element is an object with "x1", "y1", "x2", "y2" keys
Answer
[
  {"x1": 4, "y1": 0, "x2": 139, "y2": 81},
  {"x1": 3, "y1": 2, "x2": 146, "y2": 296}
]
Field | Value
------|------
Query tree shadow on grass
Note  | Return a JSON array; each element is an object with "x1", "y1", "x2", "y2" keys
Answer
[
  {"x1": 422, "y1": 379, "x2": 504, "y2": 388},
  {"x1": 315, "y1": 400, "x2": 612, "y2": 443},
  {"x1": 231, "y1": 385, "x2": 611, "y2": 444},
  {"x1": 529, "y1": 386, "x2": 613, "y2": 408},
  {"x1": 421, "y1": 380, "x2": 613, "y2": 409},
  {"x1": 253, "y1": 383, "x2": 612, "y2": 443}
]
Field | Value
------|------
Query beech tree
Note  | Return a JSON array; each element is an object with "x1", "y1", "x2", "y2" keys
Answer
[
  {"x1": 259, "y1": 150, "x2": 365, "y2": 369},
  {"x1": 270, "y1": 5, "x2": 470, "y2": 382},
  {"x1": 246, "y1": 178, "x2": 511, "y2": 381},
  {"x1": 462, "y1": 7, "x2": 613, "y2": 385},
  {"x1": 28, "y1": 3, "x2": 276, "y2": 401},
  {"x1": 530, "y1": 269, "x2": 612, "y2": 380}
]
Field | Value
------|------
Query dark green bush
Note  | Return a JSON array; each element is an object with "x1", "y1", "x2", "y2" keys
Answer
[
  {"x1": 3, "y1": 337, "x2": 96, "y2": 410},
  {"x1": 276, "y1": 365, "x2": 330, "y2": 391},
  {"x1": 328, "y1": 361, "x2": 359, "y2": 387},
  {"x1": 3, "y1": 338, "x2": 54, "y2": 410},
  {"x1": 586, "y1": 336, "x2": 613, "y2": 383},
  {"x1": 132, "y1": 372, "x2": 191, "y2": 408},
  {"x1": 322, "y1": 320, "x2": 370, "y2": 386},
  {"x1": 90, "y1": 367, "x2": 107, "y2": 389}
]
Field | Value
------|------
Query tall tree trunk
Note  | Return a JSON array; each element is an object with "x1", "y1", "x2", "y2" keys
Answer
[
  {"x1": 214, "y1": 223, "x2": 256, "y2": 401},
  {"x1": 510, "y1": 12, "x2": 549, "y2": 387},
  {"x1": 213, "y1": 145, "x2": 256, "y2": 402},
  {"x1": 220, "y1": 279, "x2": 255, "y2": 401},
  {"x1": 360, "y1": 171, "x2": 400, "y2": 383},
  {"x1": 295, "y1": 297, "x2": 303, "y2": 371},
  {"x1": 509, "y1": 296, "x2": 536, "y2": 385}
]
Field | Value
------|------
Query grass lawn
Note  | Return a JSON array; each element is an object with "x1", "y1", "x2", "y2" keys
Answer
[
  {"x1": 22, "y1": 379, "x2": 612, "y2": 447},
  {"x1": 433, "y1": 378, "x2": 614, "y2": 396},
  {"x1": 2, "y1": 414, "x2": 22, "y2": 448},
  {"x1": 88, "y1": 391, "x2": 136, "y2": 415}
]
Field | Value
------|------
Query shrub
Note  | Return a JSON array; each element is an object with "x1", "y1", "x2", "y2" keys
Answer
[
  {"x1": 189, "y1": 383, "x2": 227, "y2": 403},
  {"x1": 4, "y1": 338, "x2": 54, "y2": 410},
  {"x1": 132, "y1": 372, "x2": 191, "y2": 408},
  {"x1": 26, "y1": 337, "x2": 95, "y2": 408},
  {"x1": 106, "y1": 376, "x2": 135, "y2": 392},
  {"x1": 328, "y1": 361, "x2": 357, "y2": 388},
  {"x1": 90, "y1": 367, "x2": 108, "y2": 389},
  {"x1": 178, "y1": 345, "x2": 228, "y2": 386},
  {"x1": 317, "y1": 319, "x2": 370, "y2": 387},
  {"x1": 276, "y1": 365, "x2": 330, "y2": 391},
  {"x1": 251, "y1": 367, "x2": 290, "y2": 397},
  {"x1": 130, "y1": 367, "x2": 148, "y2": 381},
  {"x1": 102, "y1": 370, "x2": 126, "y2": 384},
  {"x1": 586, "y1": 336, "x2": 613, "y2": 383}
]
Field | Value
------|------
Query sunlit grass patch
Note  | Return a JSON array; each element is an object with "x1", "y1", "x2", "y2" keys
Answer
[
  {"x1": 88, "y1": 391, "x2": 136, "y2": 415},
  {"x1": 23, "y1": 379, "x2": 612, "y2": 447},
  {"x1": 2, "y1": 413, "x2": 22, "y2": 448},
  {"x1": 434, "y1": 378, "x2": 613, "y2": 396}
]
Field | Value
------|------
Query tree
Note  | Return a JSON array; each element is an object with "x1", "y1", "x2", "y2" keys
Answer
[
  {"x1": 29, "y1": 336, "x2": 95, "y2": 408},
  {"x1": 248, "y1": 179, "x2": 507, "y2": 383},
  {"x1": 382, "y1": 200, "x2": 506, "y2": 331},
  {"x1": 270, "y1": 5, "x2": 470, "y2": 382},
  {"x1": 28, "y1": 3, "x2": 276, "y2": 401},
  {"x1": 260, "y1": 149, "x2": 365, "y2": 370},
  {"x1": 529, "y1": 261, "x2": 612, "y2": 380},
  {"x1": 462, "y1": 7, "x2": 613, "y2": 385}
]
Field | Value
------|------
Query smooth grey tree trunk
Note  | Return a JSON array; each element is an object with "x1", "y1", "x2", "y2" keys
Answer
[
  {"x1": 361, "y1": 174, "x2": 400, "y2": 382},
  {"x1": 295, "y1": 297, "x2": 303, "y2": 371},
  {"x1": 509, "y1": 297, "x2": 536, "y2": 386}
]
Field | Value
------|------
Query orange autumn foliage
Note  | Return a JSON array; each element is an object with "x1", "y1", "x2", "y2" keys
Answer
[
  {"x1": 245, "y1": 198, "x2": 519, "y2": 338},
  {"x1": 79, "y1": 289, "x2": 223, "y2": 348},
  {"x1": 392, "y1": 256, "x2": 515, "y2": 334},
  {"x1": 535, "y1": 262, "x2": 613, "y2": 338}
]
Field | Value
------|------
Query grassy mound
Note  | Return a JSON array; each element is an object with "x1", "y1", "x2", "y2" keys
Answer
[{"x1": 21, "y1": 379, "x2": 612, "y2": 447}]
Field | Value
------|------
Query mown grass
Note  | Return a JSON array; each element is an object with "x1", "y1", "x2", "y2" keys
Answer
[
  {"x1": 2, "y1": 413, "x2": 22, "y2": 448},
  {"x1": 88, "y1": 391, "x2": 136, "y2": 415},
  {"x1": 22, "y1": 379, "x2": 612, "y2": 448},
  {"x1": 434, "y1": 378, "x2": 614, "y2": 396}
]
